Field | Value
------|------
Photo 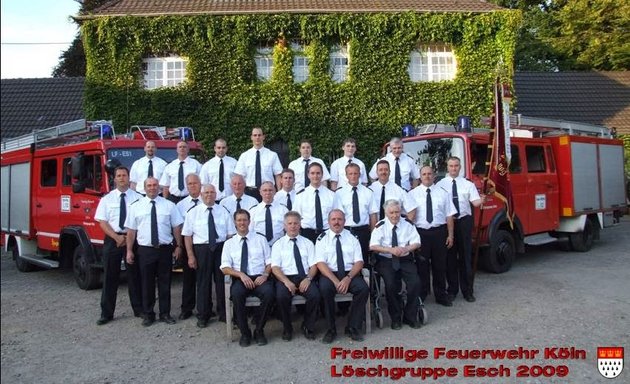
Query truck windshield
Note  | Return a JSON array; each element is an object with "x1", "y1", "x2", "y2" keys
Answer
[
  {"x1": 106, "y1": 148, "x2": 205, "y2": 169},
  {"x1": 402, "y1": 137, "x2": 466, "y2": 180}
]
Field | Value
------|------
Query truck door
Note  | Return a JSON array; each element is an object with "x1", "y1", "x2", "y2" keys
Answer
[
  {"x1": 33, "y1": 158, "x2": 61, "y2": 251},
  {"x1": 524, "y1": 144, "x2": 559, "y2": 233},
  {"x1": 68, "y1": 153, "x2": 104, "y2": 241}
]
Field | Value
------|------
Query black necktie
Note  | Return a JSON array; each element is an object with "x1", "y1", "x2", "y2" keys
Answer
[
  {"x1": 147, "y1": 159, "x2": 153, "y2": 178},
  {"x1": 391, "y1": 225, "x2": 400, "y2": 271},
  {"x1": 335, "y1": 234, "x2": 345, "y2": 279},
  {"x1": 188, "y1": 198, "x2": 199, "y2": 213},
  {"x1": 348, "y1": 158, "x2": 352, "y2": 164},
  {"x1": 352, "y1": 186, "x2": 360, "y2": 224},
  {"x1": 426, "y1": 188, "x2": 433, "y2": 224},
  {"x1": 219, "y1": 158, "x2": 225, "y2": 192},
  {"x1": 304, "y1": 158, "x2": 310, "y2": 188},
  {"x1": 240, "y1": 237, "x2": 248, "y2": 275},
  {"x1": 178, "y1": 161, "x2": 185, "y2": 191},
  {"x1": 394, "y1": 158, "x2": 401, "y2": 186},
  {"x1": 315, "y1": 189, "x2": 323, "y2": 231},
  {"x1": 208, "y1": 207, "x2": 217, "y2": 248},
  {"x1": 118, "y1": 192, "x2": 126, "y2": 231},
  {"x1": 265, "y1": 204, "x2": 273, "y2": 241},
  {"x1": 236, "y1": 197, "x2": 242, "y2": 211},
  {"x1": 286, "y1": 194, "x2": 292, "y2": 210},
  {"x1": 452, "y1": 179, "x2": 460, "y2": 218},
  {"x1": 379, "y1": 185, "x2": 386, "y2": 220},
  {"x1": 291, "y1": 238, "x2": 306, "y2": 278},
  {"x1": 150, "y1": 200, "x2": 159, "y2": 246},
  {"x1": 255, "y1": 150, "x2": 262, "y2": 188}
]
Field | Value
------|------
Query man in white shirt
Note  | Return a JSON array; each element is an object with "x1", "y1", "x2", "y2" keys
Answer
[
  {"x1": 273, "y1": 168, "x2": 296, "y2": 210},
  {"x1": 435, "y1": 156, "x2": 484, "y2": 303},
  {"x1": 250, "y1": 182, "x2": 289, "y2": 246},
  {"x1": 160, "y1": 140, "x2": 202, "y2": 203},
  {"x1": 219, "y1": 174, "x2": 258, "y2": 215},
  {"x1": 369, "y1": 137, "x2": 419, "y2": 191},
  {"x1": 199, "y1": 138, "x2": 237, "y2": 201},
  {"x1": 369, "y1": 159, "x2": 413, "y2": 227},
  {"x1": 234, "y1": 127, "x2": 283, "y2": 201},
  {"x1": 329, "y1": 138, "x2": 368, "y2": 190},
  {"x1": 271, "y1": 211, "x2": 320, "y2": 341},
  {"x1": 129, "y1": 141, "x2": 167, "y2": 195},
  {"x1": 288, "y1": 139, "x2": 331, "y2": 192},
  {"x1": 293, "y1": 162, "x2": 337, "y2": 243}
]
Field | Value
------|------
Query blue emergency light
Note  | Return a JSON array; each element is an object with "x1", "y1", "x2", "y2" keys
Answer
[
  {"x1": 179, "y1": 127, "x2": 193, "y2": 141},
  {"x1": 401, "y1": 124, "x2": 416, "y2": 137}
]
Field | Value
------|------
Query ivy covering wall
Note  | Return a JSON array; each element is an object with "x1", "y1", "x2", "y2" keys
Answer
[{"x1": 81, "y1": 11, "x2": 521, "y2": 164}]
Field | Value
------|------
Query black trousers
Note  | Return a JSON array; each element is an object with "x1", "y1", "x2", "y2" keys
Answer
[
  {"x1": 300, "y1": 228, "x2": 325, "y2": 244},
  {"x1": 100, "y1": 236, "x2": 143, "y2": 318},
  {"x1": 416, "y1": 225, "x2": 448, "y2": 302},
  {"x1": 244, "y1": 187, "x2": 262, "y2": 202},
  {"x1": 180, "y1": 250, "x2": 196, "y2": 315},
  {"x1": 319, "y1": 274, "x2": 369, "y2": 331},
  {"x1": 137, "y1": 245, "x2": 173, "y2": 318},
  {"x1": 231, "y1": 276, "x2": 274, "y2": 338},
  {"x1": 193, "y1": 243, "x2": 225, "y2": 321},
  {"x1": 345, "y1": 225, "x2": 370, "y2": 264},
  {"x1": 447, "y1": 215, "x2": 474, "y2": 297},
  {"x1": 375, "y1": 255, "x2": 419, "y2": 323},
  {"x1": 275, "y1": 275, "x2": 321, "y2": 332}
]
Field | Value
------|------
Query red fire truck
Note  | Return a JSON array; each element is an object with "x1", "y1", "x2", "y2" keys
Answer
[
  {"x1": 1, "y1": 120, "x2": 205, "y2": 289},
  {"x1": 397, "y1": 115, "x2": 627, "y2": 273}
]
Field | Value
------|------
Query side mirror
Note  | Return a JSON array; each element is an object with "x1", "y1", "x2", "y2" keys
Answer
[
  {"x1": 105, "y1": 158, "x2": 122, "y2": 175},
  {"x1": 72, "y1": 181, "x2": 86, "y2": 193},
  {"x1": 72, "y1": 154, "x2": 85, "y2": 179}
]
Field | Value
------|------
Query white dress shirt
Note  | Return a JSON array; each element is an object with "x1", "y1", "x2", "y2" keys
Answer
[
  {"x1": 368, "y1": 180, "x2": 413, "y2": 217},
  {"x1": 407, "y1": 184, "x2": 457, "y2": 229},
  {"x1": 271, "y1": 235, "x2": 317, "y2": 275},
  {"x1": 436, "y1": 175, "x2": 481, "y2": 218},
  {"x1": 249, "y1": 201, "x2": 289, "y2": 245},
  {"x1": 234, "y1": 147, "x2": 283, "y2": 187},
  {"x1": 369, "y1": 218, "x2": 421, "y2": 258},
  {"x1": 219, "y1": 194, "x2": 258, "y2": 215},
  {"x1": 129, "y1": 156, "x2": 167, "y2": 194},
  {"x1": 181, "y1": 203, "x2": 235, "y2": 244},
  {"x1": 176, "y1": 195, "x2": 202, "y2": 218},
  {"x1": 94, "y1": 188, "x2": 143, "y2": 233},
  {"x1": 159, "y1": 156, "x2": 202, "y2": 197},
  {"x1": 334, "y1": 184, "x2": 373, "y2": 226},
  {"x1": 199, "y1": 155, "x2": 237, "y2": 199},
  {"x1": 368, "y1": 152, "x2": 420, "y2": 191},
  {"x1": 273, "y1": 189, "x2": 296, "y2": 210},
  {"x1": 315, "y1": 229, "x2": 363, "y2": 272},
  {"x1": 288, "y1": 156, "x2": 331, "y2": 192},
  {"x1": 124, "y1": 196, "x2": 184, "y2": 246},
  {"x1": 220, "y1": 231, "x2": 271, "y2": 276},
  {"x1": 293, "y1": 185, "x2": 337, "y2": 230},
  {"x1": 329, "y1": 156, "x2": 368, "y2": 187}
]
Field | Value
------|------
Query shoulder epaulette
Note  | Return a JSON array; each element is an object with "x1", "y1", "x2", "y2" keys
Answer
[
  {"x1": 405, "y1": 153, "x2": 414, "y2": 160},
  {"x1": 316, "y1": 231, "x2": 327, "y2": 241},
  {"x1": 335, "y1": 186, "x2": 343, "y2": 191},
  {"x1": 221, "y1": 205, "x2": 231, "y2": 214},
  {"x1": 130, "y1": 199, "x2": 140, "y2": 205},
  {"x1": 405, "y1": 218, "x2": 414, "y2": 225},
  {"x1": 296, "y1": 189, "x2": 305, "y2": 195},
  {"x1": 375, "y1": 220, "x2": 385, "y2": 228},
  {"x1": 256, "y1": 232, "x2": 266, "y2": 238}
]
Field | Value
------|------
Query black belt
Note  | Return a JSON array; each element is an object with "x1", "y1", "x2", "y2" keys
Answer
[
  {"x1": 417, "y1": 224, "x2": 446, "y2": 232},
  {"x1": 345, "y1": 225, "x2": 369, "y2": 231},
  {"x1": 139, "y1": 244, "x2": 173, "y2": 249},
  {"x1": 115, "y1": 232, "x2": 126, "y2": 235},
  {"x1": 455, "y1": 215, "x2": 471, "y2": 220}
]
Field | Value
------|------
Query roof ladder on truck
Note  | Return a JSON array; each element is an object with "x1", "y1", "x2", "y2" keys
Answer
[{"x1": 509, "y1": 115, "x2": 612, "y2": 138}]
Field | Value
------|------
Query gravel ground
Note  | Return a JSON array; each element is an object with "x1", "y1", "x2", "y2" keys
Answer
[{"x1": 1, "y1": 217, "x2": 629, "y2": 384}]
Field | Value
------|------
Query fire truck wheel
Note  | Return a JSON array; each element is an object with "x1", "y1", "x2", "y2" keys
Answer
[
  {"x1": 486, "y1": 230, "x2": 515, "y2": 274},
  {"x1": 72, "y1": 246, "x2": 102, "y2": 290},
  {"x1": 569, "y1": 219, "x2": 594, "y2": 252},
  {"x1": 13, "y1": 246, "x2": 34, "y2": 272}
]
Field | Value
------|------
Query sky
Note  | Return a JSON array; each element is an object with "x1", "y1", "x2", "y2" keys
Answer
[{"x1": 1, "y1": 0, "x2": 81, "y2": 79}]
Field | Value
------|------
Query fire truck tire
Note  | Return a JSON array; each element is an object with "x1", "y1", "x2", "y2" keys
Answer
[
  {"x1": 569, "y1": 219, "x2": 594, "y2": 252},
  {"x1": 13, "y1": 246, "x2": 34, "y2": 272},
  {"x1": 73, "y1": 246, "x2": 101, "y2": 290},
  {"x1": 486, "y1": 230, "x2": 515, "y2": 274}
]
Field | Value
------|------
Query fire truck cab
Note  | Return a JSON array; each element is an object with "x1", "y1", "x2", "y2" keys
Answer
[
  {"x1": 1, "y1": 120, "x2": 205, "y2": 289},
  {"x1": 395, "y1": 115, "x2": 627, "y2": 273}
]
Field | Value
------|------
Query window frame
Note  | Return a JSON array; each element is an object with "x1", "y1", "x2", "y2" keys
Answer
[
  {"x1": 330, "y1": 44, "x2": 349, "y2": 83},
  {"x1": 142, "y1": 56, "x2": 188, "y2": 90},
  {"x1": 254, "y1": 45, "x2": 274, "y2": 81},
  {"x1": 291, "y1": 41, "x2": 310, "y2": 84},
  {"x1": 408, "y1": 44, "x2": 457, "y2": 82}
]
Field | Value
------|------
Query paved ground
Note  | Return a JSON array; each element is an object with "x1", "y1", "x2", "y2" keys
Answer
[{"x1": 1, "y1": 217, "x2": 629, "y2": 383}]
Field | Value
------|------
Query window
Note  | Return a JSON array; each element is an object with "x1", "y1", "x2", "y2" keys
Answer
[
  {"x1": 63, "y1": 158, "x2": 72, "y2": 186},
  {"x1": 40, "y1": 159, "x2": 57, "y2": 187},
  {"x1": 142, "y1": 57, "x2": 188, "y2": 89},
  {"x1": 526, "y1": 146, "x2": 546, "y2": 173},
  {"x1": 255, "y1": 46, "x2": 274, "y2": 81},
  {"x1": 330, "y1": 45, "x2": 349, "y2": 83},
  {"x1": 509, "y1": 145, "x2": 522, "y2": 173},
  {"x1": 408, "y1": 44, "x2": 457, "y2": 82},
  {"x1": 291, "y1": 42, "x2": 309, "y2": 83}
]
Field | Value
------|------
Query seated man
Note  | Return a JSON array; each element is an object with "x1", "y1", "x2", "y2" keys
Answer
[
  {"x1": 369, "y1": 199, "x2": 422, "y2": 330},
  {"x1": 220, "y1": 209, "x2": 274, "y2": 347},
  {"x1": 271, "y1": 211, "x2": 321, "y2": 341},
  {"x1": 316, "y1": 209, "x2": 370, "y2": 343}
]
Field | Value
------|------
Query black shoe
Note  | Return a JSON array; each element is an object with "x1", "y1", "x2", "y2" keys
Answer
[
  {"x1": 197, "y1": 319, "x2": 208, "y2": 328},
  {"x1": 464, "y1": 294, "x2": 476, "y2": 303},
  {"x1": 403, "y1": 318, "x2": 422, "y2": 329},
  {"x1": 218, "y1": 316, "x2": 226, "y2": 323},
  {"x1": 322, "y1": 329, "x2": 337, "y2": 344},
  {"x1": 239, "y1": 335, "x2": 251, "y2": 347},
  {"x1": 391, "y1": 321, "x2": 402, "y2": 330},
  {"x1": 96, "y1": 316, "x2": 112, "y2": 326},
  {"x1": 302, "y1": 324, "x2": 316, "y2": 340},
  {"x1": 436, "y1": 298, "x2": 453, "y2": 307},
  {"x1": 178, "y1": 311, "x2": 193, "y2": 320},
  {"x1": 209, "y1": 310, "x2": 217, "y2": 318},
  {"x1": 254, "y1": 329, "x2": 268, "y2": 346},
  {"x1": 345, "y1": 327, "x2": 364, "y2": 342},
  {"x1": 282, "y1": 329, "x2": 293, "y2": 341},
  {"x1": 447, "y1": 293, "x2": 456, "y2": 302},
  {"x1": 133, "y1": 311, "x2": 143, "y2": 318},
  {"x1": 159, "y1": 314, "x2": 176, "y2": 325},
  {"x1": 142, "y1": 317, "x2": 155, "y2": 327}
]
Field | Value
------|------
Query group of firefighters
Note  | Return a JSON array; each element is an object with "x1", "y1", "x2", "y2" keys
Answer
[{"x1": 94, "y1": 127, "x2": 484, "y2": 347}]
